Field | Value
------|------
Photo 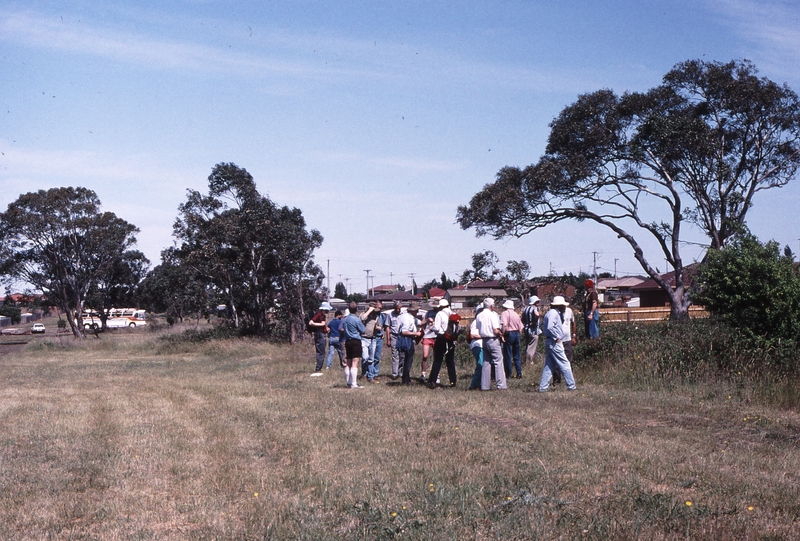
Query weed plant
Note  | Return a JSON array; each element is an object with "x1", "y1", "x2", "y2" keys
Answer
[{"x1": 576, "y1": 319, "x2": 800, "y2": 407}]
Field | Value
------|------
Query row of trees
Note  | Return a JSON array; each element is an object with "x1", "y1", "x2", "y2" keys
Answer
[{"x1": 0, "y1": 164, "x2": 324, "y2": 341}]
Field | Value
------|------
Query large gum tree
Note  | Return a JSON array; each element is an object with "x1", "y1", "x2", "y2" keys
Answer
[
  {"x1": 0, "y1": 187, "x2": 142, "y2": 337},
  {"x1": 457, "y1": 59, "x2": 800, "y2": 321},
  {"x1": 173, "y1": 163, "x2": 324, "y2": 341}
]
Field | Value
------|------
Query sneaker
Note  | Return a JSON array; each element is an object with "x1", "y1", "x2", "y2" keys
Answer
[
  {"x1": 348, "y1": 384, "x2": 364, "y2": 389},
  {"x1": 310, "y1": 372, "x2": 324, "y2": 377},
  {"x1": 419, "y1": 374, "x2": 427, "y2": 383}
]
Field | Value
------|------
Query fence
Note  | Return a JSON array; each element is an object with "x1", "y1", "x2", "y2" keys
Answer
[{"x1": 598, "y1": 306, "x2": 708, "y2": 324}]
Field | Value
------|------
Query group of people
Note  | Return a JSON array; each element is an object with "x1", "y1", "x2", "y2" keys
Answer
[
  {"x1": 309, "y1": 282, "x2": 600, "y2": 392},
  {"x1": 310, "y1": 298, "x2": 460, "y2": 388}
]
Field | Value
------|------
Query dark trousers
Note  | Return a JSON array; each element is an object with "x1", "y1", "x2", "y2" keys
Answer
[
  {"x1": 314, "y1": 332, "x2": 327, "y2": 371},
  {"x1": 429, "y1": 335, "x2": 456, "y2": 386},
  {"x1": 503, "y1": 331, "x2": 522, "y2": 377}
]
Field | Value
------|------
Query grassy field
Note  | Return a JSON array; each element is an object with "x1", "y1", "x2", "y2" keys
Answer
[{"x1": 0, "y1": 323, "x2": 798, "y2": 540}]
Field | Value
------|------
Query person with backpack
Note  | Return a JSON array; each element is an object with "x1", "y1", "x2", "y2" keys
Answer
[
  {"x1": 309, "y1": 301, "x2": 332, "y2": 372},
  {"x1": 428, "y1": 299, "x2": 458, "y2": 388},
  {"x1": 522, "y1": 295, "x2": 542, "y2": 365}
]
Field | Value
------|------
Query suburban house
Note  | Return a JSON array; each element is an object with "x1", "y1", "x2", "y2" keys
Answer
[
  {"x1": 446, "y1": 280, "x2": 508, "y2": 308},
  {"x1": 630, "y1": 264, "x2": 699, "y2": 307},
  {"x1": 597, "y1": 276, "x2": 646, "y2": 306}
]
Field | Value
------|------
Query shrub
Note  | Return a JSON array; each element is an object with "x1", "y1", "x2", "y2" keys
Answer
[
  {"x1": 694, "y1": 232, "x2": 800, "y2": 349},
  {"x1": 576, "y1": 318, "x2": 799, "y2": 387}
]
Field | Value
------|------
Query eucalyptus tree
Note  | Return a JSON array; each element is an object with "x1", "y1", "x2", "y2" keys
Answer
[
  {"x1": 138, "y1": 248, "x2": 210, "y2": 323},
  {"x1": 0, "y1": 187, "x2": 142, "y2": 337},
  {"x1": 173, "y1": 163, "x2": 324, "y2": 341},
  {"x1": 458, "y1": 60, "x2": 800, "y2": 320}
]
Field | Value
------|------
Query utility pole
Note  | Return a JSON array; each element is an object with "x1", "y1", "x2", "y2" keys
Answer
[
  {"x1": 390, "y1": 272, "x2": 393, "y2": 288},
  {"x1": 614, "y1": 258, "x2": 619, "y2": 279},
  {"x1": 408, "y1": 273, "x2": 416, "y2": 295},
  {"x1": 592, "y1": 251, "x2": 600, "y2": 283},
  {"x1": 345, "y1": 278, "x2": 350, "y2": 296},
  {"x1": 364, "y1": 269, "x2": 371, "y2": 297},
  {"x1": 326, "y1": 259, "x2": 330, "y2": 298}
]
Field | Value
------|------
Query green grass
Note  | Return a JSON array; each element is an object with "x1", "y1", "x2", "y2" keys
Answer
[{"x1": 0, "y1": 323, "x2": 798, "y2": 539}]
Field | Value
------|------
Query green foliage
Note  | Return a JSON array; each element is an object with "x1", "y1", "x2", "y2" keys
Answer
[
  {"x1": 460, "y1": 250, "x2": 500, "y2": 284},
  {"x1": 139, "y1": 247, "x2": 210, "y2": 321},
  {"x1": 333, "y1": 281, "x2": 348, "y2": 299},
  {"x1": 694, "y1": 233, "x2": 800, "y2": 346},
  {"x1": 577, "y1": 319, "x2": 800, "y2": 397},
  {"x1": 0, "y1": 305, "x2": 21, "y2": 324},
  {"x1": 0, "y1": 187, "x2": 143, "y2": 338},
  {"x1": 173, "y1": 163, "x2": 324, "y2": 342},
  {"x1": 458, "y1": 59, "x2": 800, "y2": 321}
]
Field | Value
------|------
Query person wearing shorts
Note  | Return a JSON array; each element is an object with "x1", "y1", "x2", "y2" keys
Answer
[
  {"x1": 341, "y1": 302, "x2": 366, "y2": 388},
  {"x1": 419, "y1": 303, "x2": 437, "y2": 382}
]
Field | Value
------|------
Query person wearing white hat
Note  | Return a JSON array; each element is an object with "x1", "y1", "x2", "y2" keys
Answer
[
  {"x1": 309, "y1": 301, "x2": 333, "y2": 372},
  {"x1": 537, "y1": 296, "x2": 577, "y2": 392},
  {"x1": 500, "y1": 299, "x2": 524, "y2": 379},
  {"x1": 522, "y1": 296, "x2": 542, "y2": 365}
]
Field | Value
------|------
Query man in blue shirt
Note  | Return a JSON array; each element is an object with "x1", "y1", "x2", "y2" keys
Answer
[
  {"x1": 341, "y1": 302, "x2": 367, "y2": 389},
  {"x1": 537, "y1": 296, "x2": 577, "y2": 392}
]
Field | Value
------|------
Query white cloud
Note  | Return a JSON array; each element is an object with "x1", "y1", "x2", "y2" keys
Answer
[
  {"x1": 708, "y1": 0, "x2": 800, "y2": 81},
  {"x1": 0, "y1": 9, "x2": 604, "y2": 94}
]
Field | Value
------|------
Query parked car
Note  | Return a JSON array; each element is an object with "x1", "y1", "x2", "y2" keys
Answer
[{"x1": 30, "y1": 323, "x2": 46, "y2": 334}]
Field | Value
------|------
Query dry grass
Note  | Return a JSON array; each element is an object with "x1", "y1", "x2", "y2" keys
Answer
[{"x1": 0, "y1": 325, "x2": 798, "y2": 540}]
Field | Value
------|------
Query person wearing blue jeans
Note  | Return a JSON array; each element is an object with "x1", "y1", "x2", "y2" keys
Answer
[
  {"x1": 538, "y1": 296, "x2": 577, "y2": 392},
  {"x1": 468, "y1": 314, "x2": 484, "y2": 389},
  {"x1": 500, "y1": 299, "x2": 524, "y2": 378},
  {"x1": 360, "y1": 301, "x2": 383, "y2": 382},
  {"x1": 583, "y1": 279, "x2": 600, "y2": 340},
  {"x1": 370, "y1": 307, "x2": 386, "y2": 379},
  {"x1": 309, "y1": 302, "x2": 332, "y2": 372},
  {"x1": 325, "y1": 311, "x2": 344, "y2": 368}
]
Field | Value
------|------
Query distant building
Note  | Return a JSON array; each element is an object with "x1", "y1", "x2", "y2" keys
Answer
[
  {"x1": 372, "y1": 284, "x2": 399, "y2": 295},
  {"x1": 597, "y1": 276, "x2": 646, "y2": 306},
  {"x1": 630, "y1": 265, "x2": 699, "y2": 307}
]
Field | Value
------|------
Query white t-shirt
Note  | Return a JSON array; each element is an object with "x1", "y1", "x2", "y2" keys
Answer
[
  {"x1": 561, "y1": 307, "x2": 574, "y2": 343},
  {"x1": 469, "y1": 320, "x2": 483, "y2": 349}
]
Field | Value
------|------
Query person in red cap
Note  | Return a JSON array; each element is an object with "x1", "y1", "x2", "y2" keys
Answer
[{"x1": 583, "y1": 280, "x2": 600, "y2": 340}]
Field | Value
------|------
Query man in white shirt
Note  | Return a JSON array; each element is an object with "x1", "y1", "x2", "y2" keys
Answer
[
  {"x1": 553, "y1": 303, "x2": 577, "y2": 386},
  {"x1": 396, "y1": 303, "x2": 423, "y2": 385},
  {"x1": 428, "y1": 299, "x2": 457, "y2": 388},
  {"x1": 537, "y1": 296, "x2": 577, "y2": 392},
  {"x1": 475, "y1": 298, "x2": 508, "y2": 391}
]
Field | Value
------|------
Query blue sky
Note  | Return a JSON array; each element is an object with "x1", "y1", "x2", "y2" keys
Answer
[{"x1": 2, "y1": 0, "x2": 799, "y2": 294}]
